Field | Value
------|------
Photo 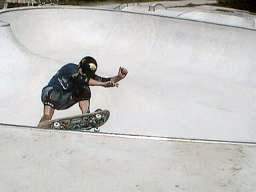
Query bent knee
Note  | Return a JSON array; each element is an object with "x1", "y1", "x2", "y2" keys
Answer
[{"x1": 41, "y1": 86, "x2": 61, "y2": 109}]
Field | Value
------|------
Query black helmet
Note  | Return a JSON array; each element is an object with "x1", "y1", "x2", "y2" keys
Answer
[{"x1": 78, "y1": 56, "x2": 97, "y2": 76}]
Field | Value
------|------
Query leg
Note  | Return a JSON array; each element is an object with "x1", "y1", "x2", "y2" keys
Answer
[
  {"x1": 79, "y1": 100, "x2": 90, "y2": 114},
  {"x1": 75, "y1": 86, "x2": 91, "y2": 114},
  {"x1": 39, "y1": 86, "x2": 60, "y2": 128},
  {"x1": 38, "y1": 105, "x2": 55, "y2": 128}
]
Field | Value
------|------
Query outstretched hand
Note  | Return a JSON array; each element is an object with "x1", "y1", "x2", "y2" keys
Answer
[
  {"x1": 118, "y1": 67, "x2": 128, "y2": 80},
  {"x1": 102, "y1": 67, "x2": 127, "y2": 88}
]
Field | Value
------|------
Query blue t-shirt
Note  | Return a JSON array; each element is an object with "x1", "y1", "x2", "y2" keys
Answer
[{"x1": 47, "y1": 63, "x2": 110, "y2": 92}]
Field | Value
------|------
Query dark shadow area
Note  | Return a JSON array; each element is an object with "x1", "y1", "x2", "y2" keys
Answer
[
  {"x1": 217, "y1": 0, "x2": 256, "y2": 13},
  {"x1": 3, "y1": 0, "x2": 256, "y2": 14}
]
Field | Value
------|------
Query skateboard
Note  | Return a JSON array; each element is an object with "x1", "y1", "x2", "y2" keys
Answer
[{"x1": 47, "y1": 109, "x2": 110, "y2": 132}]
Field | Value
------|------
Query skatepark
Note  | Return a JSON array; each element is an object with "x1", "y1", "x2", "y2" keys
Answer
[{"x1": 0, "y1": 1, "x2": 256, "y2": 191}]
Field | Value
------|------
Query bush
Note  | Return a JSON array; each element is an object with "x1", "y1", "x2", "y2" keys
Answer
[{"x1": 217, "y1": 0, "x2": 256, "y2": 12}]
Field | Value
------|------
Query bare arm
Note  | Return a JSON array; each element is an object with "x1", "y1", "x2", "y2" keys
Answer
[
  {"x1": 110, "y1": 75, "x2": 122, "y2": 83},
  {"x1": 88, "y1": 78, "x2": 117, "y2": 87},
  {"x1": 89, "y1": 67, "x2": 128, "y2": 87},
  {"x1": 88, "y1": 78, "x2": 105, "y2": 86}
]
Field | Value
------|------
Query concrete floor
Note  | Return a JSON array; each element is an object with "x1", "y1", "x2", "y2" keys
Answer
[{"x1": 0, "y1": 125, "x2": 255, "y2": 192}]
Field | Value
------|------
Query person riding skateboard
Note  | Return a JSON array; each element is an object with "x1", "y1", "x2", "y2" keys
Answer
[{"x1": 38, "y1": 56, "x2": 128, "y2": 128}]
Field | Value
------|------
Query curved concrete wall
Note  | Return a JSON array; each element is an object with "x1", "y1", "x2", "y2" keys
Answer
[
  {"x1": 0, "y1": 8, "x2": 256, "y2": 142},
  {"x1": 122, "y1": 6, "x2": 256, "y2": 30},
  {"x1": 0, "y1": 125, "x2": 255, "y2": 192}
]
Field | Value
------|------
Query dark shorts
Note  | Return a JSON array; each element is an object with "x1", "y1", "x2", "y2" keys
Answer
[{"x1": 41, "y1": 86, "x2": 91, "y2": 110}]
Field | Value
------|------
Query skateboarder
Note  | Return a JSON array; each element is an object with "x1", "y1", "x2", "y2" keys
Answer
[{"x1": 38, "y1": 56, "x2": 128, "y2": 128}]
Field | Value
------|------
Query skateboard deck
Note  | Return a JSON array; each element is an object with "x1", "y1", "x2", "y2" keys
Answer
[{"x1": 47, "y1": 109, "x2": 110, "y2": 132}]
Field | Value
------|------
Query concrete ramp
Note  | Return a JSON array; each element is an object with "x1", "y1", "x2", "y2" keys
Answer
[
  {"x1": 0, "y1": 7, "x2": 256, "y2": 142},
  {"x1": 0, "y1": 18, "x2": 60, "y2": 125},
  {"x1": 122, "y1": 5, "x2": 256, "y2": 30},
  {"x1": 0, "y1": 124, "x2": 255, "y2": 192}
]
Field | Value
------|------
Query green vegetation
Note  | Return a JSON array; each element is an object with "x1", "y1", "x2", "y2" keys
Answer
[
  {"x1": 58, "y1": 0, "x2": 167, "y2": 5},
  {"x1": 217, "y1": 0, "x2": 256, "y2": 12},
  {"x1": 60, "y1": 0, "x2": 256, "y2": 13},
  {"x1": 4, "y1": 0, "x2": 256, "y2": 13}
]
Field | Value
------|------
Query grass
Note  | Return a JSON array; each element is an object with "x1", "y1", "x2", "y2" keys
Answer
[{"x1": 4, "y1": 0, "x2": 256, "y2": 13}]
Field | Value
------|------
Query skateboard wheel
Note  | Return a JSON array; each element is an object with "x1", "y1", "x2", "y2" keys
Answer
[
  {"x1": 95, "y1": 109, "x2": 102, "y2": 112},
  {"x1": 94, "y1": 127, "x2": 100, "y2": 132},
  {"x1": 53, "y1": 122, "x2": 61, "y2": 129},
  {"x1": 95, "y1": 114, "x2": 102, "y2": 119}
]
